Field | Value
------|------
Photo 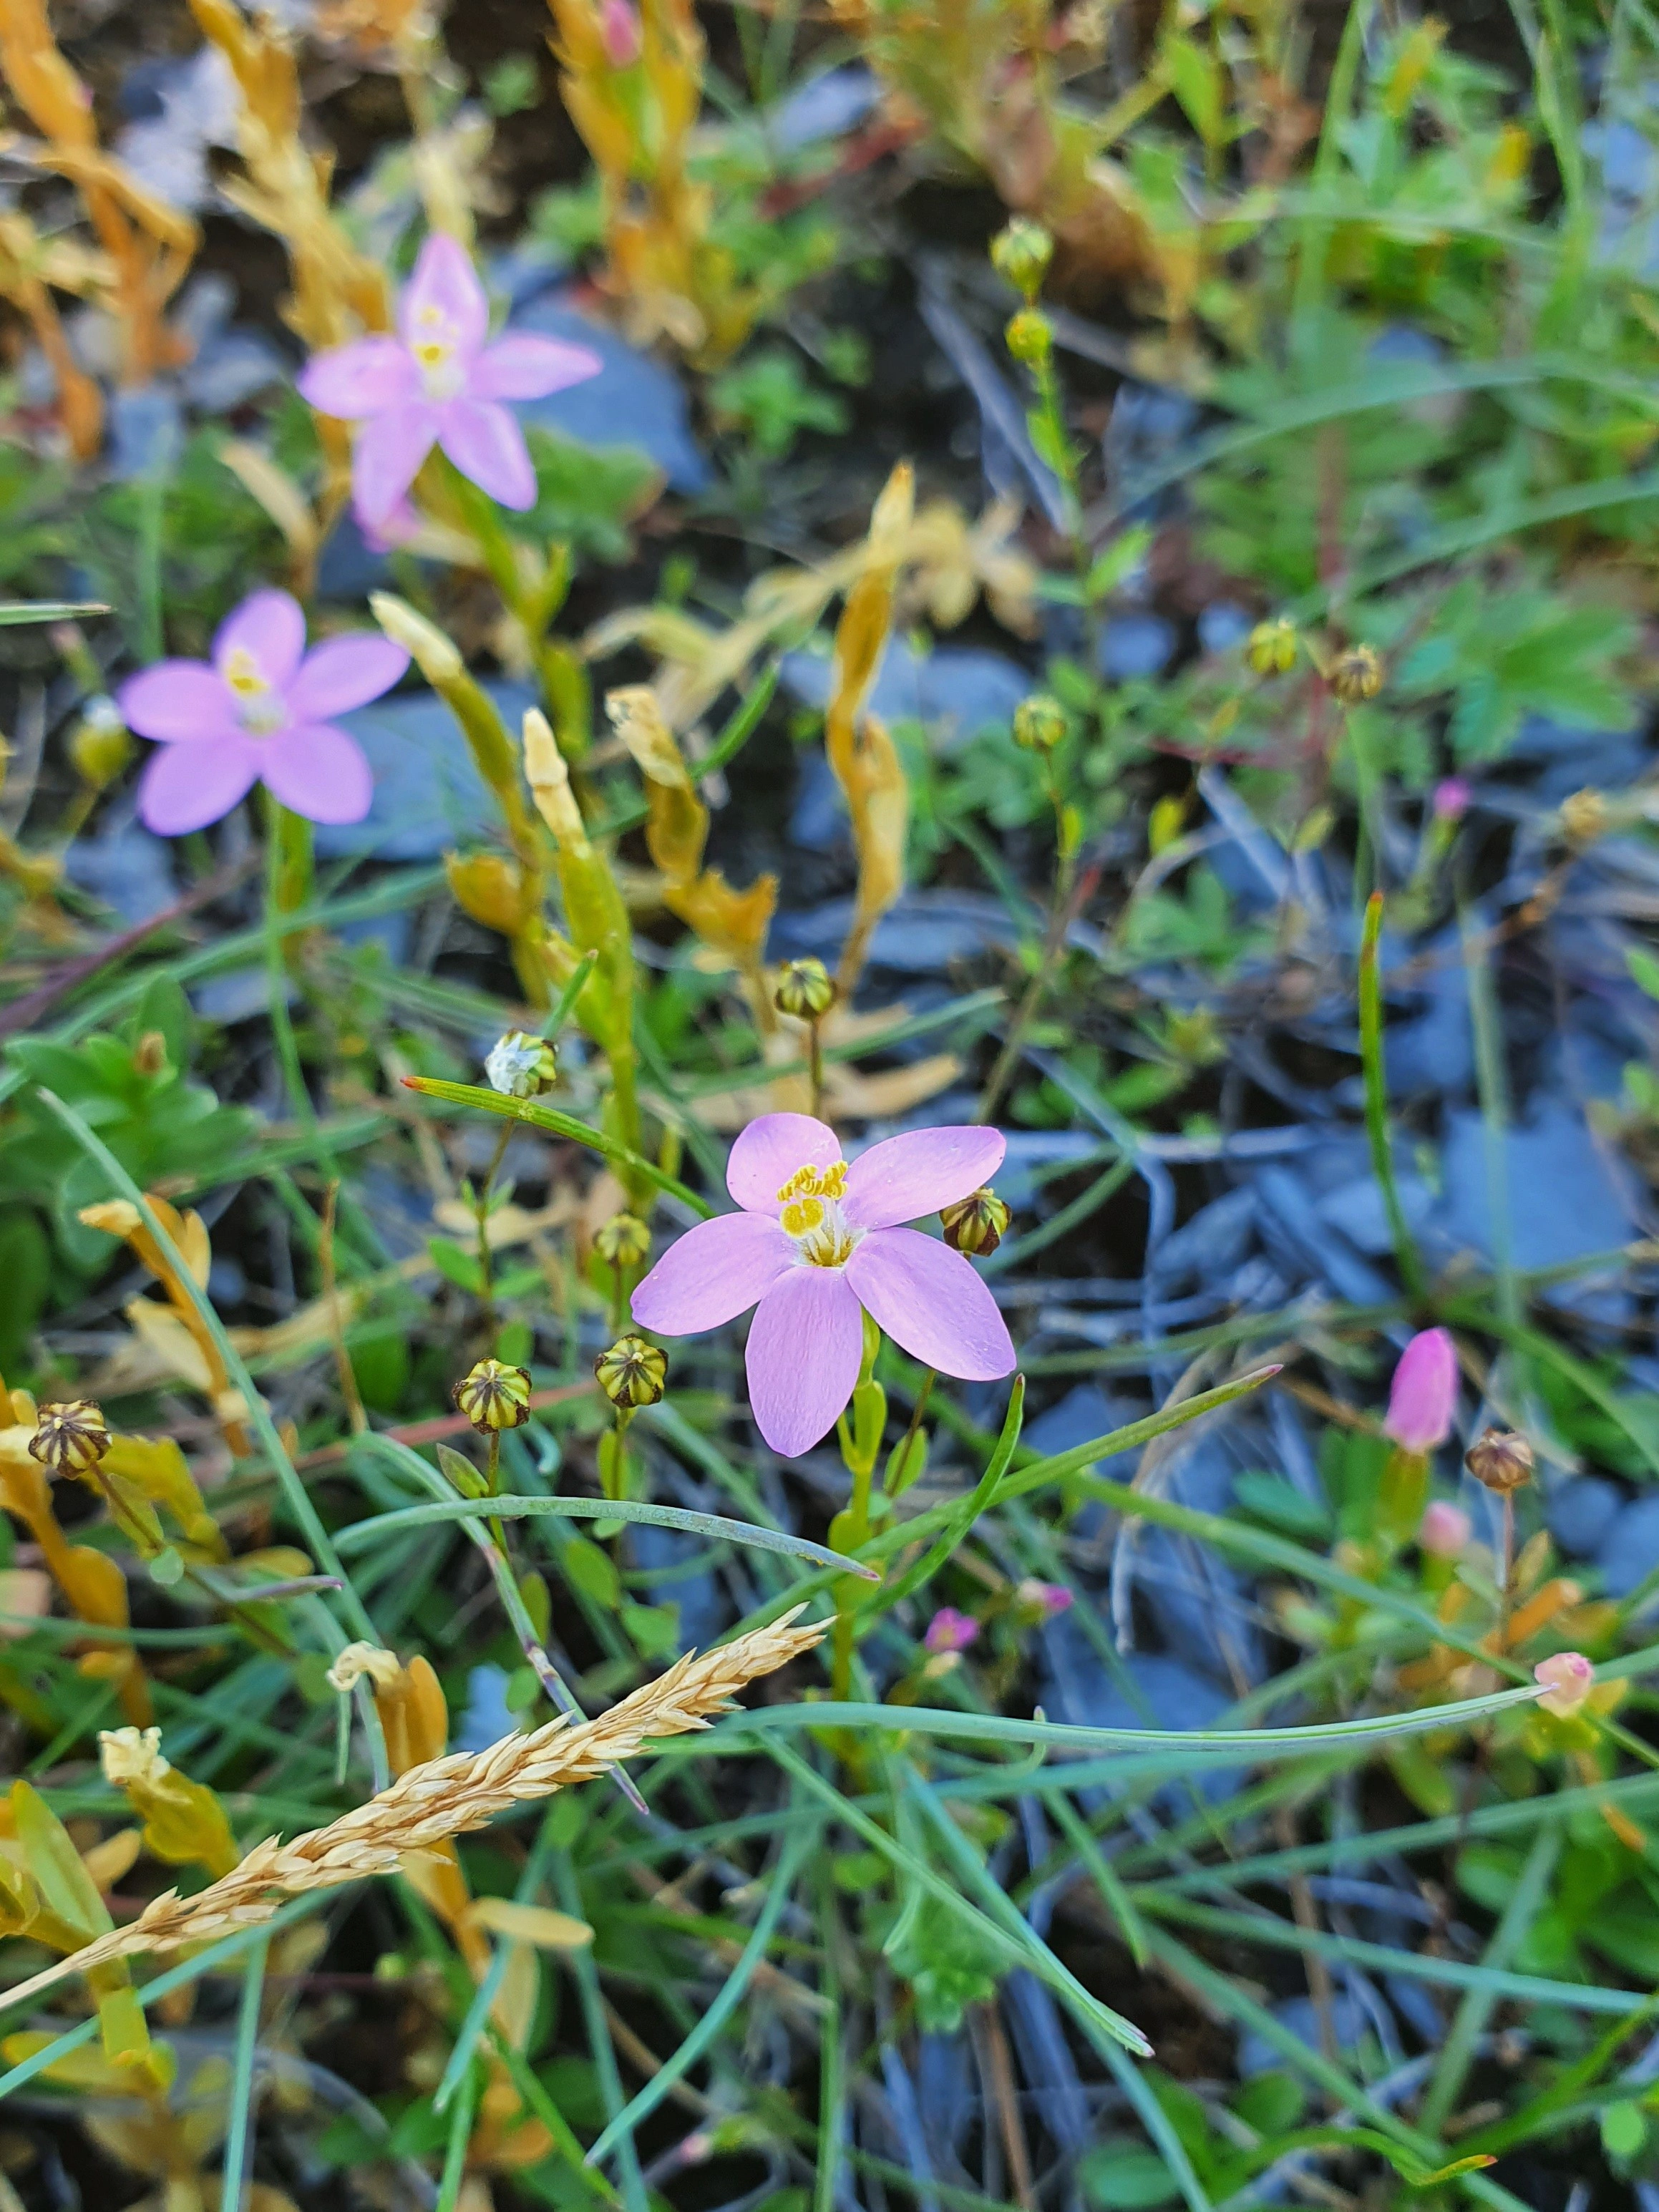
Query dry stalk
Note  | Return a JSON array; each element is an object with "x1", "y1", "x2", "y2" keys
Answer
[{"x1": 0, "y1": 1612, "x2": 822, "y2": 2019}]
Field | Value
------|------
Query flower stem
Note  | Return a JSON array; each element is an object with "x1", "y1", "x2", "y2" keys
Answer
[
  {"x1": 473, "y1": 1121, "x2": 514, "y2": 1348},
  {"x1": 808, "y1": 1016, "x2": 825, "y2": 1120},
  {"x1": 1359, "y1": 890, "x2": 1428, "y2": 1305},
  {"x1": 830, "y1": 1318, "x2": 886, "y2": 1702},
  {"x1": 977, "y1": 767, "x2": 1079, "y2": 1124}
]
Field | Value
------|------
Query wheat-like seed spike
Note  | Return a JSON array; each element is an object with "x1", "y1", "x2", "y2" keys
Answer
[{"x1": 0, "y1": 1611, "x2": 822, "y2": 2021}]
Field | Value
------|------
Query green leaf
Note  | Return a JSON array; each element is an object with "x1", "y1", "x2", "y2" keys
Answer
[
  {"x1": 1603, "y1": 2101, "x2": 1648, "y2": 2160},
  {"x1": 427, "y1": 1237, "x2": 486, "y2": 1295},
  {"x1": 11, "y1": 1782, "x2": 111, "y2": 1940},
  {"x1": 563, "y1": 1534, "x2": 621, "y2": 1609},
  {"x1": 0, "y1": 1209, "x2": 49, "y2": 1370},
  {"x1": 0, "y1": 600, "x2": 107, "y2": 625},
  {"x1": 434, "y1": 1442, "x2": 488, "y2": 1500},
  {"x1": 1081, "y1": 2145, "x2": 1182, "y2": 2208},
  {"x1": 1629, "y1": 947, "x2": 1659, "y2": 1001}
]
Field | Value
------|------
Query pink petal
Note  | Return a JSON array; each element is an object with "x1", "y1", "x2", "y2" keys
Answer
[
  {"x1": 745, "y1": 1267, "x2": 865, "y2": 1457},
  {"x1": 471, "y1": 333, "x2": 603, "y2": 401},
  {"x1": 351, "y1": 404, "x2": 439, "y2": 529},
  {"x1": 257, "y1": 723, "x2": 374, "y2": 825},
  {"x1": 846, "y1": 1229, "x2": 1015, "y2": 1380},
  {"x1": 437, "y1": 398, "x2": 537, "y2": 510},
  {"x1": 137, "y1": 737, "x2": 261, "y2": 834},
  {"x1": 118, "y1": 662, "x2": 238, "y2": 743},
  {"x1": 214, "y1": 590, "x2": 306, "y2": 690},
  {"x1": 843, "y1": 1125, "x2": 1008, "y2": 1230},
  {"x1": 726, "y1": 1114, "x2": 843, "y2": 1216},
  {"x1": 287, "y1": 636, "x2": 410, "y2": 721},
  {"x1": 631, "y1": 1212, "x2": 794, "y2": 1333},
  {"x1": 399, "y1": 233, "x2": 490, "y2": 359},
  {"x1": 1383, "y1": 1327, "x2": 1458, "y2": 1453},
  {"x1": 298, "y1": 336, "x2": 419, "y2": 419}
]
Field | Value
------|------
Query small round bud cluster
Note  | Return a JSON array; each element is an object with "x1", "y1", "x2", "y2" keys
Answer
[
  {"x1": 452, "y1": 1358, "x2": 533, "y2": 1433},
  {"x1": 595, "y1": 1213, "x2": 651, "y2": 1269},
  {"x1": 941, "y1": 1187, "x2": 1011, "y2": 1257},
  {"x1": 1464, "y1": 1426, "x2": 1534, "y2": 1494},
  {"x1": 1005, "y1": 309, "x2": 1053, "y2": 367},
  {"x1": 484, "y1": 1031, "x2": 558, "y2": 1100},
  {"x1": 595, "y1": 1335, "x2": 668, "y2": 1410},
  {"x1": 989, "y1": 218, "x2": 1055, "y2": 301},
  {"x1": 1013, "y1": 694, "x2": 1066, "y2": 754},
  {"x1": 774, "y1": 958, "x2": 837, "y2": 1020},
  {"x1": 29, "y1": 1400, "x2": 110, "y2": 1476},
  {"x1": 1247, "y1": 618, "x2": 1298, "y2": 676},
  {"x1": 1329, "y1": 645, "x2": 1383, "y2": 704}
]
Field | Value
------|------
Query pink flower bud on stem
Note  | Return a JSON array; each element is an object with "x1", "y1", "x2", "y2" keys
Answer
[{"x1": 1533, "y1": 1650, "x2": 1595, "y2": 1719}]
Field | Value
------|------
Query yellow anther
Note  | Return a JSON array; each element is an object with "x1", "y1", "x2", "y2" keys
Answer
[
  {"x1": 780, "y1": 1197, "x2": 826, "y2": 1237},
  {"x1": 776, "y1": 1161, "x2": 847, "y2": 1205},
  {"x1": 224, "y1": 648, "x2": 268, "y2": 697}
]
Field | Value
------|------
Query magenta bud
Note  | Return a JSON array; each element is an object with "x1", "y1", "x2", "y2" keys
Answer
[
  {"x1": 1016, "y1": 1578, "x2": 1074, "y2": 1619},
  {"x1": 1383, "y1": 1328, "x2": 1458, "y2": 1453},
  {"x1": 1433, "y1": 776, "x2": 1471, "y2": 822},
  {"x1": 924, "y1": 1607, "x2": 979, "y2": 1656},
  {"x1": 601, "y1": 0, "x2": 642, "y2": 66},
  {"x1": 1418, "y1": 1501, "x2": 1470, "y2": 1558}
]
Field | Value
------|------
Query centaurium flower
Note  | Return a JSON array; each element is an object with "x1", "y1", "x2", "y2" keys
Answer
[
  {"x1": 1015, "y1": 1577, "x2": 1074, "y2": 1619},
  {"x1": 631, "y1": 1113, "x2": 1016, "y2": 1457},
  {"x1": 1382, "y1": 1327, "x2": 1458, "y2": 1453},
  {"x1": 1433, "y1": 777, "x2": 1472, "y2": 822},
  {"x1": 117, "y1": 589, "x2": 407, "y2": 835},
  {"x1": 1534, "y1": 1650, "x2": 1594, "y2": 1718},
  {"x1": 298, "y1": 235, "x2": 601, "y2": 534},
  {"x1": 924, "y1": 1607, "x2": 979, "y2": 1655}
]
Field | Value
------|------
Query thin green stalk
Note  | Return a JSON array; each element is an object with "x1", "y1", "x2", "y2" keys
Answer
[
  {"x1": 434, "y1": 2057, "x2": 479, "y2": 2212},
  {"x1": 813, "y1": 1856, "x2": 845, "y2": 2212},
  {"x1": 1358, "y1": 891, "x2": 1426, "y2": 1302},
  {"x1": 554, "y1": 1850, "x2": 650, "y2": 2212},
  {"x1": 219, "y1": 1931, "x2": 271, "y2": 2212},
  {"x1": 401, "y1": 1075, "x2": 713, "y2": 1216},
  {"x1": 1418, "y1": 1821, "x2": 1561, "y2": 2134}
]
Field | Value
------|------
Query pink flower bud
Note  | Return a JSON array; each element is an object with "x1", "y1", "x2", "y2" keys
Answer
[
  {"x1": 601, "y1": 0, "x2": 642, "y2": 66},
  {"x1": 924, "y1": 1607, "x2": 979, "y2": 1655},
  {"x1": 1418, "y1": 1501, "x2": 1471, "y2": 1558},
  {"x1": 1534, "y1": 1650, "x2": 1595, "y2": 1718},
  {"x1": 1432, "y1": 777, "x2": 1471, "y2": 822},
  {"x1": 1016, "y1": 1578, "x2": 1074, "y2": 1619},
  {"x1": 1383, "y1": 1328, "x2": 1458, "y2": 1453}
]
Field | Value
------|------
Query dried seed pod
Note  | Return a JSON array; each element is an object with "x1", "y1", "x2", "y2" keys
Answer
[
  {"x1": 1464, "y1": 1426, "x2": 1534, "y2": 1494},
  {"x1": 485, "y1": 1030, "x2": 558, "y2": 1098},
  {"x1": 29, "y1": 1400, "x2": 110, "y2": 1476},
  {"x1": 595, "y1": 1335, "x2": 667, "y2": 1409},
  {"x1": 940, "y1": 1187, "x2": 1011, "y2": 1256},
  {"x1": 452, "y1": 1359, "x2": 533, "y2": 1433},
  {"x1": 1329, "y1": 645, "x2": 1383, "y2": 703},
  {"x1": 1013, "y1": 694, "x2": 1066, "y2": 753},
  {"x1": 774, "y1": 958, "x2": 837, "y2": 1020},
  {"x1": 1247, "y1": 618, "x2": 1297, "y2": 675},
  {"x1": 595, "y1": 1214, "x2": 651, "y2": 1269}
]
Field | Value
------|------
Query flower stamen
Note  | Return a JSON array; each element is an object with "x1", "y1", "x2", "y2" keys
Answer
[{"x1": 777, "y1": 1160, "x2": 857, "y2": 1267}]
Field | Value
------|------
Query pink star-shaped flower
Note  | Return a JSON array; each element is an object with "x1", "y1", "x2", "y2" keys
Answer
[
  {"x1": 117, "y1": 588, "x2": 407, "y2": 834},
  {"x1": 631, "y1": 1113, "x2": 1016, "y2": 1457},
  {"x1": 298, "y1": 235, "x2": 602, "y2": 534}
]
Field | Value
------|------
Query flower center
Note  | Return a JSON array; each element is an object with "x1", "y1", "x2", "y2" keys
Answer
[
  {"x1": 777, "y1": 1161, "x2": 859, "y2": 1268},
  {"x1": 224, "y1": 648, "x2": 286, "y2": 736},
  {"x1": 411, "y1": 306, "x2": 467, "y2": 400}
]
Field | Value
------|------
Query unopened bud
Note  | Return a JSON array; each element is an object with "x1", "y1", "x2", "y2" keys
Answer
[
  {"x1": 1433, "y1": 777, "x2": 1472, "y2": 822},
  {"x1": 1534, "y1": 1650, "x2": 1594, "y2": 1718},
  {"x1": 452, "y1": 1358, "x2": 532, "y2": 1433},
  {"x1": 774, "y1": 958, "x2": 837, "y2": 1020},
  {"x1": 1329, "y1": 645, "x2": 1383, "y2": 704},
  {"x1": 1013, "y1": 1577, "x2": 1073, "y2": 1620},
  {"x1": 1005, "y1": 308, "x2": 1053, "y2": 366},
  {"x1": 447, "y1": 851, "x2": 526, "y2": 935},
  {"x1": 1013, "y1": 693, "x2": 1066, "y2": 753},
  {"x1": 600, "y1": 0, "x2": 642, "y2": 64},
  {"x1": 99, "y1": 1725, "x2": 169, "y2": 1787},
  {"x1": 132, "y1": 1030, "x2": 169, "y2": 1077},
  {"x1": 940, "y1": 1187, "x2": 1011, "y2": 1256},
  {"x1": 370, "y1": 593, "x2": 462, "y2": 685},
  {"x1": 29, "y1": 1400, "x2": 110, "y2": 1476},
  {"x1": 1464, "y1": 1426, "x2": 1534, "y2": 1494},
  {"x1": 595, "y1": 1213, "x2": 651, "y2": 1268},
  {"x1": 1247, "y1": 618, "x2": 1298, "y2": 675},
  {"x1": 595, "y1": 1335, "x2": 667, "y2": 1409},
  {"x1": 1418, "y1": 1501, "x2": 1471, "y2": 1558},
  {"x1": 1560, "y1": 787, "x2": 1609, "y2": 847},
  {"x1": 989, "y1": 218, "x2": 1054, "y2": 300},
  {"x1": 69, "y1": 696, "x2": 132, "y2": 789},
  {"x1": 485, "y1": 1030, "x2": 558, "y2": 1099}
]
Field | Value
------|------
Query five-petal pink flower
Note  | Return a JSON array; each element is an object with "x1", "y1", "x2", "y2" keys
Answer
[
  {"x1": 298, "y1": 235, "x2": 602, "y2": 534},
  {"x1": 118, "y1": 589, "x2": 408, "y2": 835},
  {"x1": 631, "y1": 1112, "x2": 1016, "y2": 1458},
  {"x1": 1382, "y1": 1327, "x2": 1458, "y2": 1454}
]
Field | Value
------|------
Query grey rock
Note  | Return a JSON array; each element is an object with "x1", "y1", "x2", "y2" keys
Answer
[
  {"x1": 312, "y1": 683, "x2": 535, "y2": 861},
  {"x1": 1549, "y1": 1473, "x2": 1622, "y2": 1560},
  {"x1": 782, "y1": 638, "x2": 1030, "y2": 745},
  {"x1": 1597, "y1": 1493, "x2": 1659, "y2": 1600},
  {"x1": 511, "y1": 295, "x2": 709, "y2": 493},
  {"x1": 1436, "y1": 1099, "x2": 1637, "y2": 1274},
  {"x1": 62, "y1": 826, "x2": 175, "y2": 927}
]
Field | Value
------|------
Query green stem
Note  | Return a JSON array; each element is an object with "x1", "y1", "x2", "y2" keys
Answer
[
  {"x1": 474, "y1": 1121, "x2": 513, "y2": 1346},
  {"x1": 978, "y1": 772, "x2": 1078, "y2": 1124},
  {"x1": 1358, "y1": 890, "x2": 1427, "y2": 1302}
]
